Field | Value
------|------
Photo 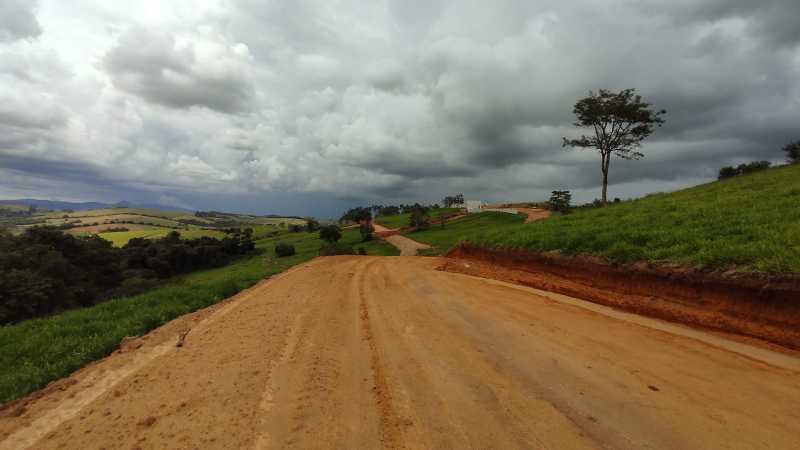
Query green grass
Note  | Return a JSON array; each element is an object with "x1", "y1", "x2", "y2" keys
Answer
[
  {"x1": 375, "y1": 208, "x2": 460, "y2": 229},
  {"x1": 402, "y1": 212, "x2": 526, "y2": 255},
  {"x1": 472, "y1": 164, "x2": 800, "y2": 274},
  {"x1": 98, "y1": 228, "x2": 226, "y2": 247},
  {"x1": 340, "y1": 228, "x2": 401, "y2": 256},
  {"x1": 0, "y1": 230, "x2": 351, "y2": 404}
]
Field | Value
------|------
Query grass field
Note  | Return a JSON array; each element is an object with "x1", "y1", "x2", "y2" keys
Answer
[
  {"x1": 375, "y1": 207, "x2": 461, "y2": 229},
  {"x1": 98, "y1": 228, "x2": 227, "y2": 247},
  {"x1": 340, "y1": 228, "x2": 401, "y2": 256},
  {"x1": 0, "y1": 228, "x2": 397, "y2": 403},
  {"x1": 472, "y1": 164, "x2": 800, "y2": 275},
  {"x1": 402, "y1": 212, "x2": 526, "y2": 255}
]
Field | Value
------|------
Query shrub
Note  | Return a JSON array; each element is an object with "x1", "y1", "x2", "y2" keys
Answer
[
  {"x1": 408, "y1": 204, "x2": 431, "y2": 229},
  {"x1": 357, "y1": 247, "x2": 368, "y2": 255},
  {"x1": 319, "y1": 243, "x2": 356, "y2": 256},
  {"x1": 319, "y1": 225, "x2": 342, "y2": 243},
  {"x1": 305, "y1": 219, "x2": 320, "y2": 232},
  {"x1": 548, "y1": 190, "x2": 572, "y2": 213},
  {"x1": 738, "y1": 161, "x2": 771, "y2": 175},
  {"x1": 783, "y1": 141, "x2": 799, "y2": 163},
  {"x1": 718, "y1": 166, "x2": 738, "y2": 180},
  {"x1": 359, "y1": 221, "x2": 374, "y2": 241},
  {"x1": 719, "y1": 161, "x2": 772, "y2": 180},
  {"x1": 106, "y1": 277, "x2": 159, "y2": 298},
  {"x1": 274, "y1": 243, "x2": 296, "y2": 257}
]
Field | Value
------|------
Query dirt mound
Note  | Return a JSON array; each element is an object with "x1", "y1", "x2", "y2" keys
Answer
[{"x1": 443, "y1": 243, "x2": 800, "y2": 349}]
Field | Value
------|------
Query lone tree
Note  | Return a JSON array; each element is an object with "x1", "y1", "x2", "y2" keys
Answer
[
  {"x1": 408, "y1": 204, "x2": 431, "y2": 229},
  {"x1": 563, "y1": 89, "x2": 666, "y2": 204},
  {"x1": 548, "y1": 190, "x2": 572, "y2": 213},
  {"x1": 319, "y1": 225, "x2": 342, "y2": 243},
  {"x1": 784, "y1": 141, "x2": 800, "y2": 163}
]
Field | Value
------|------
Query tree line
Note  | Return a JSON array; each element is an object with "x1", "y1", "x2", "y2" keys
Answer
[{"x1": 0, "y1": 227, "x2": 256, "y2": 324}]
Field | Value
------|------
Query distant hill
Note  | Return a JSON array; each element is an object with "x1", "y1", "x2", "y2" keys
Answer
[{"x1": 0, "y1": 199, "x2": 193, "y2": 212}]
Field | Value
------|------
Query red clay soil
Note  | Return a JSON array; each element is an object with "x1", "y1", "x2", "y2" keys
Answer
[
  {"x1": 515, "y1": 208, "x2": 551, "y2": 223},
  {"x1": 442, "y1": 243, "x2": 800, "y2": 350}
]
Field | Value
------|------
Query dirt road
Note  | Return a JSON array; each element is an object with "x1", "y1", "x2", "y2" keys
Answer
[
  {"x1": 372, "y1": 223, "x2": 430, "y2": 256},
  {"x1": 516, "y1": 207, "x2": 551, "y2": 223},
  {"x1": 2, "y1": 256, "x2": 799, "y2": 450}
]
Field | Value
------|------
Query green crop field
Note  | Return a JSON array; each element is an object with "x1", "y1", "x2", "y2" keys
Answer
[
  {"x1": 98, "y1": 228, "x2": 227, "y2": 247},
  {"x1": 375, "y1": 207, "x2": 461, "y2": 229},
  {"x1": 471, "y1": 164, "x2": 800, "y2": 275},
  {"x1": 403, "y1": 212, "x2": 526, "y2": 255}
]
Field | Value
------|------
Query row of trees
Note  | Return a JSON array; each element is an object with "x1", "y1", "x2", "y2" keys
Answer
[
  {"x1": 718, "y1": 161, "x2": 772, "y2": 180},
  {"x1": 0, "y1": 227, "x2": 256, "y2": 324},
  {"x1": 362, "y1": 203, "x2": 442, "y2": 217},
  {"x1": 442, "y1": 194, "x2": 464, "y2": 208}
]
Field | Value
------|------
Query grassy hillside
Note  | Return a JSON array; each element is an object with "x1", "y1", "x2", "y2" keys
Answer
[
  {"x1": 98, "y1": 228, "x2": 227, "y2": 247},
  {"x1": 472, "y1": 164, "x2": 800, "y2": 275},
  {"x1": 0, "y1": 228, "x2": 395, "y2": 403},
  {"x1": 375, "y1": 207, "x2": 460, "y2": 229},
  {"x1": 405, "y1": 212, "x2": 525, "y2": 255}
]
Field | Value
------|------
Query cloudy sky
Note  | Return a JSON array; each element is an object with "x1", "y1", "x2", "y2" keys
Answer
[{"x1": 1, "y1": 0, "x2": 798, "y2": 217}]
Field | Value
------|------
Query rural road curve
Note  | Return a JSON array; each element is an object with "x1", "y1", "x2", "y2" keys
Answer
[
  {"x1": 2, "y1": 256, "x2": 799, "y2": 449},
  {"x1": 372, "y1": 223, "x2": 430, "y2": 256}
]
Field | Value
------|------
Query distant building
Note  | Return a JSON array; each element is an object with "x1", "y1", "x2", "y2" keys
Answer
[{"x1": 465, "y1": 200, "x2": 484, "y2": 213}]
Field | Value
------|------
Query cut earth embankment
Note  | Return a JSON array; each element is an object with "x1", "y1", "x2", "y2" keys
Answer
[{"x1": 443, "y1": 243, "x2": 800, "y2": 350}]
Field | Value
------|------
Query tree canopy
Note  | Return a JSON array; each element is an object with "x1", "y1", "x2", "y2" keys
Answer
[
  {"x1": 563, "y1": 89, "x2": 665, "y2": 204},
  {"x1": 784, "y1": 141, "x2": 800, "y2": 163}
]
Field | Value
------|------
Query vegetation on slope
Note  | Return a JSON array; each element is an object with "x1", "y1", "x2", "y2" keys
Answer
[
  {"x1": 375, "y1": 207, "x2": 460, "y2": 229},
  {"x1": 404, "y1": 212, "x2": 525, "y2": 256},
  {"x1": 472, "y1": 164, "x2": 800, "y2": 275},
  {"x1": 98, "y1": 228, "x2": 225, "y2": 247},
  {"x1": 0, "y1": 228, "x2": 396, "y2": 404}
]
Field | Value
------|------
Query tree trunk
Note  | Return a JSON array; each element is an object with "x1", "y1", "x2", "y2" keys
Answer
[{"x1": 601, "y1": 152, "x2": 610, "y2": 205}]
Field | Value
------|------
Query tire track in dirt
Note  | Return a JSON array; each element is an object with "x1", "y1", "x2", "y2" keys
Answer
[
  {"x1": 0, "y1": 274, "x2": 284, "y2": 450},
  {"x1": 3, "y1": 256, "x2": 799, "y2": 449},
  {"x1": 356, "y1": 260, "x2": 404, "y2": 449},
  {"x1": 253, "y1": 312, "x2": 305, "y2": 449},
  {"x1": 0, "y1": 342, "x2": 173, "y2": 450}
]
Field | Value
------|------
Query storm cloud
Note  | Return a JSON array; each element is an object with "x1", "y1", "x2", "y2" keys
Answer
[{"x1": 0, "y1": 0, "x2": 798, "y2": 216}]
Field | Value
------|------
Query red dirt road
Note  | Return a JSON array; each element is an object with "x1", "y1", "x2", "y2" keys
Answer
[
  {"x1": 515, "y1": 207, "x2": 552, "y2": 223},
  {"x1": 372, "y1": 223, "x2": 430, "y2": 256},
  {"x1": 2, "y1": 256, "x2": 799, "y2": 449}
]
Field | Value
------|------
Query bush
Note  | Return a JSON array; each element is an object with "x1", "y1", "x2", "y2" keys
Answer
[
  {"x1": 359, "y1": 221, "x2": 374, "y2": 241},
  {"x1": 720, "y1": 161, "x2": 771, "y2": 180},
  {"x1": 548, "y1": 190, "x2": 572, "y2": 213},
  {"x1": 785, "y1": 141, "x2": 800, "y2": 163},
  {"x1": 319, "y1": 243, "x2": 356, "y2": 256},
  {"x1": 305, "y1": 219, "x2": 320, "y2": 232},
  {"x1": 408, "y1": 204, "x2": 431, "y2": 229},
  {"x1": 319, "y1": 225, "x2": 342, "y2": 243},
  {"x1": 106, "y1": 277, "x2": 159, "y2": 298},
  {"x1": 274, "y1": 243, "x2": 296, "y2": 257},
  {"x1": 357, "y1": 247, "x2": 368, "y2": 255},
  {"x1": 718, "y1": 166, "x2": 738, "y2": 180}
]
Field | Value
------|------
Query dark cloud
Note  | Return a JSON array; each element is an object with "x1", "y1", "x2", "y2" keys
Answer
[
  {"x1": 0, "y1": 0, "x2": 42, "y2": 42},
  {"x1": 0, "y1": 0, "x2": 799, "y2": 216},
  {"x1": 643, "y1": 0, "x2": 800, "y2": 47}
]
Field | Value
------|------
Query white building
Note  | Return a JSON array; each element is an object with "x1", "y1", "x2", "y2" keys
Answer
[{"x1": 465, "y1": 200, "x2": 484, "y2": 213}]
